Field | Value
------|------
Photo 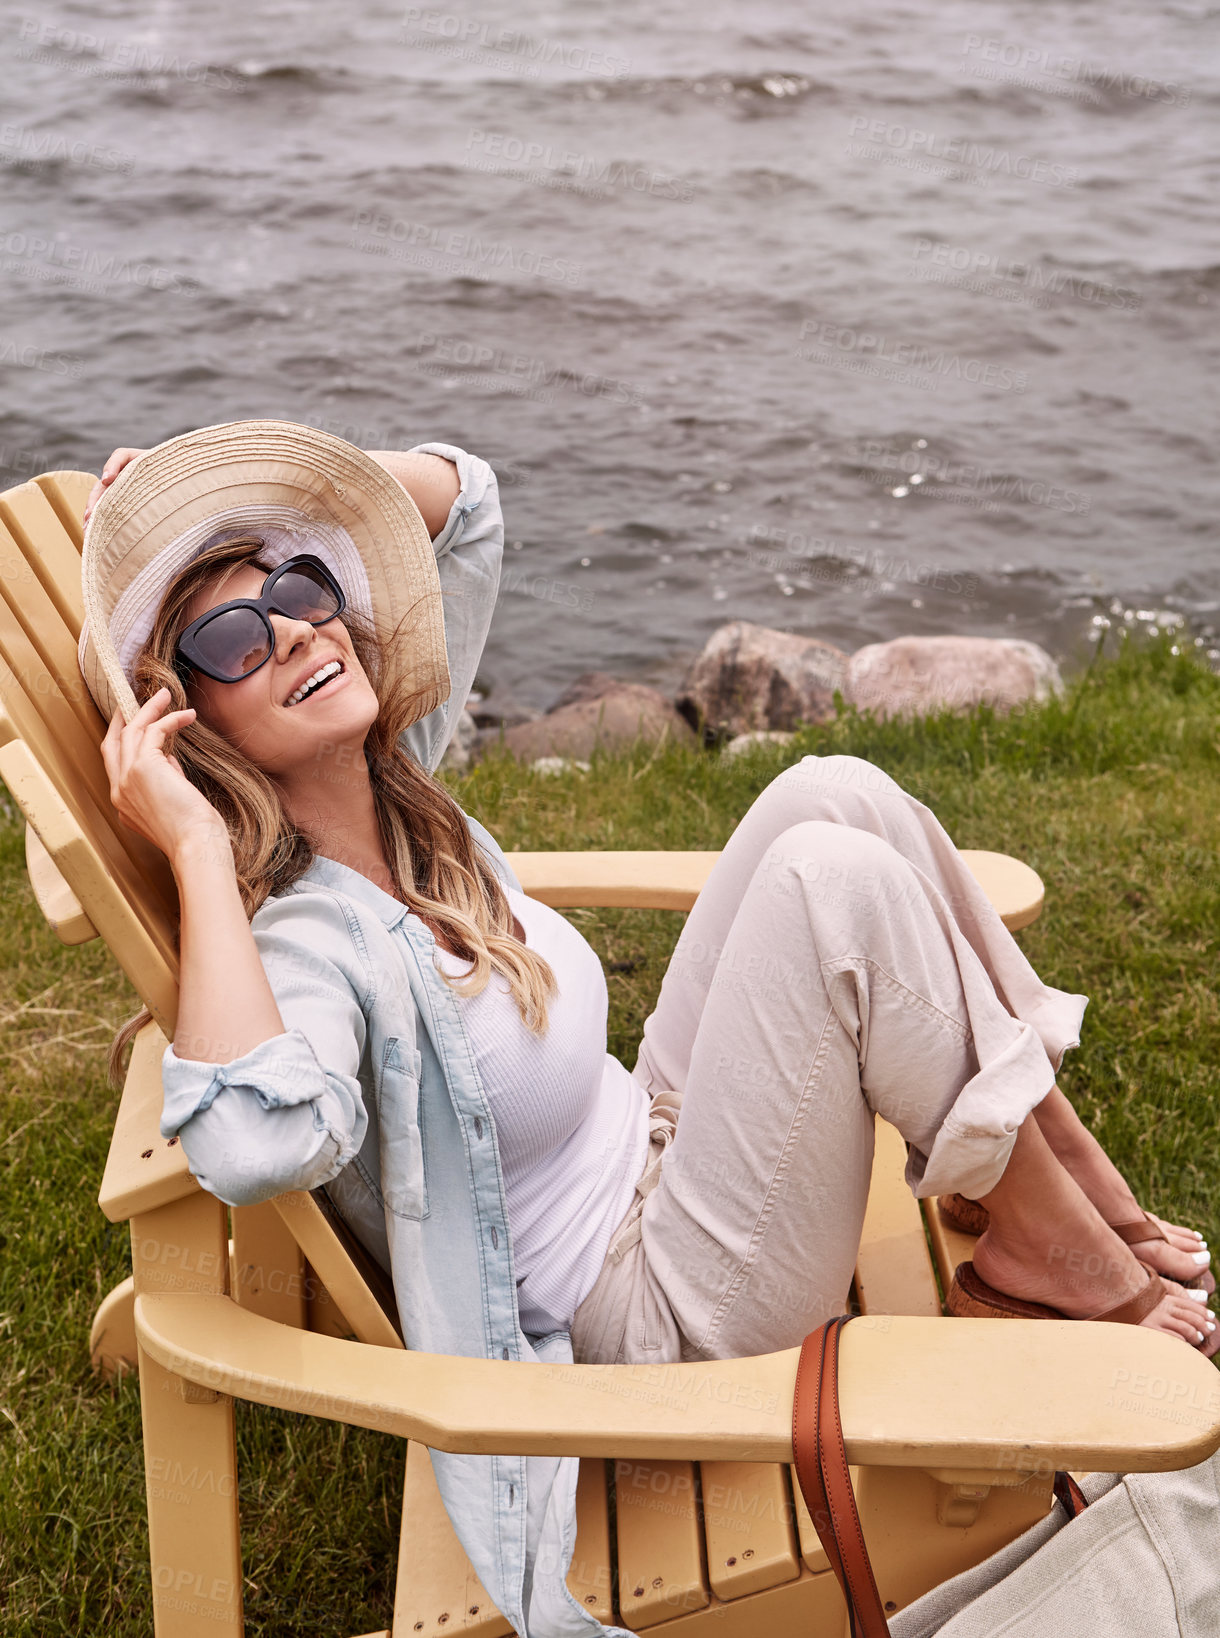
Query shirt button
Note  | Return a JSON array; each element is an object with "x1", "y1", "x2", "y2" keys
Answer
[{"x1": 501, "y1": 1345, "x2": 510, "y2": 1359}]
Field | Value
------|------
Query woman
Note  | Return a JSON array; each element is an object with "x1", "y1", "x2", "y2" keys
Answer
[{"x1": 83, "y1": 422, "x2": 1214, "y2": 1638}]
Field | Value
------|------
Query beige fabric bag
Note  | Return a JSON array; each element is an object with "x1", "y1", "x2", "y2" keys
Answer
[{"x1": 891, "y1": 1451, "x2": 1220, "y2": 1637}]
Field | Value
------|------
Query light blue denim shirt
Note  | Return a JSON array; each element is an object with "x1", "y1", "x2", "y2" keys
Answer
[{"x1": 161, "y1": 444, "x2": 633, "y2": 1638}]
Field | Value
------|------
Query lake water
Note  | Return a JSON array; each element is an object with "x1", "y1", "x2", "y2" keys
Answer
[{"x1": 4, "y1": 0, "x2": 1218, "y2": 711}]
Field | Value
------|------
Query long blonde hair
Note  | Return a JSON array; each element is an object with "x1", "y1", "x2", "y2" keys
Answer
[{"x1": 108, "y1": 534, "x2": 554, "y2": 1082}]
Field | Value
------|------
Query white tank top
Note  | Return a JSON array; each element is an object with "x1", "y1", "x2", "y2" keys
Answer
[{"x1": 433, "y1": 886, "x2": 651, "y2": 1335}]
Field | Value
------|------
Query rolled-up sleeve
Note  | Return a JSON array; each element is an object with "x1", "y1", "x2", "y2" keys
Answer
[
  {"x1": 160, "y1": 893, "x2": 371, "y2": 1209},
  {"x1": 400, "y1": 442, "x2": 503, "y2": 773}
]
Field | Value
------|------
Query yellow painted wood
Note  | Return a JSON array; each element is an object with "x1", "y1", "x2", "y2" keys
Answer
[
  {"x1": 89, "y1": 1275, "x2": 137, "y2": 1381},
  {"x1": 924, "y1": 1197, "x2": 982, "y2": 1298},
  {"x1": 0, "y1": 492, "x2": 94, "y2": 706},
  {"x1": 569, "y1": 1458, "x2": 614, "y2": 1624},
  {"x1": 131, "y1": 1193, "x2": 242, "y2": 1638},
  {"x1": 510, "y1": 849, "x2": 721, "y2": 912},
  {"x1": 0, "y1": 739, "x2": 179, "y2": 1033},
  {"x1": 230, "y1": 1200, "x2": 308, "y2": 1329},
  {"x1": 134, "y1": 1296, "x2": 1220, "y2": 1473},
  {"x1": 853, "y1": 1464, "x2": 1053, "y2": 1616},
  {"x1": 29, "y1": 470, "x2": 91, "y2": 559},
  {"x1": 0, "y1": 476, "x2": 88, "y2": 633},
  {"x1": 508, "y1": 847, "x2": 1041, "y2": 930},
  {"x1": 394, "y1": 1442, "x2": 511, "y2": 1638},
  {"x1": 957, "y1": 848, "x2": 1043, "y2": 932},
  {"x1": 99, "y1": 1021, "x2": 196, "y2": 1222},
  {"x1": 394, "y1": 1455, "x2": 612, "y2": 1637},
  {"x1": 644, "y1": 1565, "x2": 845, "y2": 1637},
  {"x1": 854, "y1": 1118, "x2": 942, "y2": 1319},
  {"x1": 270, "y1": 1192, "x2": 403, "y2": 1350},
  {"x1": 0, "y1": 596, "x2": 128, "y2": 835},
  {"x1": 700, "y1": 1461, "x2": 800, "y2": 1601},
  {"x1": 0, "y1": 610, "x2": 179, "y2": 938},
  {"x1": 614, "y1": 1458, "x2": 707, "y2": 1629},
  {"x1": 306, "y1": 1265, "x2": 361, "y2": 1341},
  {"x1": 25, "y1": 822, "x2": 97, "y2": 942}
]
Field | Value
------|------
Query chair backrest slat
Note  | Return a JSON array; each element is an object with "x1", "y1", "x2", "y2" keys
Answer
[
  {"x1": 0, "y1": 639, "x2": 180, "y2": 946},
  {"x1": 0, "y1": 736, "x2": 179, "y2": 1033},
  {"x1": 0, "y1": 479, "x2": 88, "y2": 640},
  {"x1": 0, "y1": 469, "x2": 182, "y2": 1020},
  {"x1": 0, "y1": 511, "x2": 102, "y2": 742}
]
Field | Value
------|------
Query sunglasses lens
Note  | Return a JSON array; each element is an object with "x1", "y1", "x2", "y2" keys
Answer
[
  {"x1": 192, "y1": 607, "x2": 272, "y2": 680},
  {"x1": 273, "y1": 563, "x2": 342, "y2": 624}
]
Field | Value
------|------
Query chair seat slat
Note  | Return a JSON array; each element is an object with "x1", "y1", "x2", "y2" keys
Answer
[
  {"x1": 699, "y1": 1460, "x2": 801, "y2": 1600},
  {"x1": 614, "y1": 1458, "x2": 708, "y2": 1629}
]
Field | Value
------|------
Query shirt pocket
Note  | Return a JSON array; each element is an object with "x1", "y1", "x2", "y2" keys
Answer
[{"x1": 375, "y1": 1035, "x2": 429, "y2": 1220}]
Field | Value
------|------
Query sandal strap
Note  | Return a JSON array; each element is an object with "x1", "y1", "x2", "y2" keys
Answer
[
  {"x1": 1110, "y1": 1212, "x2": 1170, "y2": 1248},
  {"x1": 1089, "y1": 1269, "x2": 1166, "y2": 1326}
]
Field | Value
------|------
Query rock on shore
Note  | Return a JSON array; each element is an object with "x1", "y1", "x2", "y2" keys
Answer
[
  {"x1": 467, "y1": 626, "x2": 1065, "y2": 766},
  {"x1": 677, "y1": 620, "x2": 849, "y2": 740},
  {"x1": 492, "y1": 673, "x2": 695, "y2": 761},
  {"x1": 845, "y1": 635, "x2": 1063, "y2": 721}
]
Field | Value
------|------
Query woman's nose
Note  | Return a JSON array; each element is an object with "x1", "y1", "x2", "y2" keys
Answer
[{"x1": 271, "y1": 613, "x2": 315, "y2": 657}]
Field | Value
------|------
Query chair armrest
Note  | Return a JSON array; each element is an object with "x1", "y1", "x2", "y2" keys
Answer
[
  {"x1": 508, "y1": 848, "x2": 1043, "y2": 930},
  {"x1": 509, "y1": 851, "x2": 721, "y2": 912},
  {"x1": 25, "y1": 823, "x2": 97, "y2": 943},
  {"x1": 99, "y1": 1021, "x2": 196, "y2": 1222},
  {"x1": 136, "y1": 1297, "x2": 1220, "y2": 1474}
]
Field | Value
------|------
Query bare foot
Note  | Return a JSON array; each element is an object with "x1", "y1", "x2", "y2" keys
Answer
[
  {"x1": 973, "y1": 1224, "x2": 1216, "y2": 1348},
  {"x1": 1032, "y1": 1087, "x2": 1213, "y2": 1287},
  {"x1": 975, "y1": 1115, "x2": 1217, "y2": 1351},
  {"x1": 1131, "y1": 1213, "x2": 1214, "y2": 1289}
]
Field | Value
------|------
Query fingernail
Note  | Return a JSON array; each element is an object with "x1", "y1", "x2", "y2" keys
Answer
[{"x1": 1192, "y1": 1250, "x2": 1211, "y2": 1264}]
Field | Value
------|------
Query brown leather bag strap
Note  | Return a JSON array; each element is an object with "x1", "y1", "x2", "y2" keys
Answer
[
  {"x1": 792, "y1": 1316, "x2": 890, "y2": 1638},
  {"x1": 1052, "y1": 1470, "x2": 1090, "y2": 1520}
]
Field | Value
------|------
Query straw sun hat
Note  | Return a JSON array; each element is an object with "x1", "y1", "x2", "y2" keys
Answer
[{"x1": 78, "y1": 418, "x2": 450, "y2": 724}]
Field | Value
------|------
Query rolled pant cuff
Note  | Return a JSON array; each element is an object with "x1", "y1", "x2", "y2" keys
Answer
[
  {"x1": 909, "y1": 1019, "x2": 1063, "y2": 1201},
  {"x1": 1023, "y1": 985, "x2": 1089, "y2": 1074}
]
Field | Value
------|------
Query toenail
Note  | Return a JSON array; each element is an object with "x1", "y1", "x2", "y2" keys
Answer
[
  {"x1": 1187, "y1": 1289, "x2": 1208, "y2": 1301},
  {"x1": 1192, "y1": 1250, "x2": 1211, "y2": 1263}
]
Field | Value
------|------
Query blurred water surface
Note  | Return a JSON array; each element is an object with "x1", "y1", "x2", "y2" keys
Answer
[{"x1": 4, "y1": 0, "x2": 1218, "y2": 707}]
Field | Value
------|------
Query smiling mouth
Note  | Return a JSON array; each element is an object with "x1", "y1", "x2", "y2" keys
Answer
[{"x1": 285, "y1": 659, "x2": 345, "y2": 706}]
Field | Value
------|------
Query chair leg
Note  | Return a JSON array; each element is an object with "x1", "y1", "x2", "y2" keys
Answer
[
  {"x1": 138, "y1": 1345, "x2": 243, "y2": 1636},
  {"x1": 132, "y1": 1193, "x2": 245, "y2": 1636},
  {"x1": 90, "y1": 1274, "x2": 137, "y2": 1381}
]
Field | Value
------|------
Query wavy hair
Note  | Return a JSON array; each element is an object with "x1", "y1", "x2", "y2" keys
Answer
[{"x1": 109, "y1": 533, "x2": 555, "y2": 1082}]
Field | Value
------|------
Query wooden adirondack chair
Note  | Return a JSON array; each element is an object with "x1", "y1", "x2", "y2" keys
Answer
[{"x1": 4, "y1": 468, "x2": 1219, "y2": 1638}]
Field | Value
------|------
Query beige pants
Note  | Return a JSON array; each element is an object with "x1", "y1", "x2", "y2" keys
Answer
[{"x1": 570, "y1": 755, "x2": 1088, "y2": 1366}]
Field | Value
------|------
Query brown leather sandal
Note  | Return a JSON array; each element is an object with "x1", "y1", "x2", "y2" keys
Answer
[
  {"x1": 946, "y1": 1259, "x2": 1169, "y2": 1326},
  {"x1": 937, "y1": 1195, "x2": 1216, "y2": 1295}
]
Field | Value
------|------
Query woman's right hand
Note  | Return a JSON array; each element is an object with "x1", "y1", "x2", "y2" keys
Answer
[
  {"x1": 84, "y1": 447, "x2": 148, "y2": 525},
  {"x1": 101, "y1": 688, "x2": 232, "y2": 870}
]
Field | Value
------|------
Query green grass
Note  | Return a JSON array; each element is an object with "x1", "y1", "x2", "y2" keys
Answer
[{"x1": 1, "y1": 632, "x2": 1218, "y2": 1634}]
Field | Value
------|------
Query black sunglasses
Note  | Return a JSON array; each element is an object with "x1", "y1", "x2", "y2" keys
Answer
[{"x1": 174, "y1": 554, "x2": 347, "y2": 685}]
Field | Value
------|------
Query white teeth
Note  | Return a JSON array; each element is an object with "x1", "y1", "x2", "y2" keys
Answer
[{"x1": 286, "y1": 660, "x2": 342, "y2": 706}]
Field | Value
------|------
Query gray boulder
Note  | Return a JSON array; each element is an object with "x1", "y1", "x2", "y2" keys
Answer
[
  {"x1": 845, "y1": 636, "x2": 1063, "y2": 721},
  {"x1": 677, "y1": 621, "x2": 849, "y2": 739},
  {"x1": 495, "y1": 677, "x2": 695, "y2": 761}
]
